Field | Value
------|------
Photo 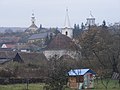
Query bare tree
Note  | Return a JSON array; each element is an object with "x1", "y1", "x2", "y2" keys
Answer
[
  {"x1": 77, "y1": 26, "x2": 120, "y2": 89},
  {"x1": 43, "y1": 55, "x2": 77, "y2": 90}
]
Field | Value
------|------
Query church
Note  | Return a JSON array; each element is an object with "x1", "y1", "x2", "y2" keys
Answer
[
  {"x1": 25, "y1": 13, "x2": 38, "y2": 34},
  {"x1": 25, "y1": 9, "x2": 96, "y2": 60},
  {"x1": 43, "y1": 9, "x2": 80, "y2": 60},
  {"x1": 61, "y1": 9, "x2": 73, "y2": 39}
]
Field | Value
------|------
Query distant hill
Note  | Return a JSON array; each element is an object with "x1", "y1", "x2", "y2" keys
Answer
[{"x1": 0, "y1": 27, "x2": 27, "y2": 33}]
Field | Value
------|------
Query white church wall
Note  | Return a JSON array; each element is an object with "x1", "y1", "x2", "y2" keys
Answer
[
  {"x1": 62, "y1": 28, "x2": 73, "y2": 38},
  {"x1": 43, "y1": 50, "x2": 80, "y2": 60}
]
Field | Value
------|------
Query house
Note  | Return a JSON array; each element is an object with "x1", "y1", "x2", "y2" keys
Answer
[
  {"x1": 0, "y1": 51, "x2": 48, "y2": 79},
  {"x1": 0, "y1": 52, "x2": 13, "y2": 64},
  {"x1": 28, "y1": 27, "x2": 58, "y2": 49},
  {"x1": 13, "y1": 53, "x2": 24, "y2": 63},
  {"x1": 0, "y1": 36, "x2": 20, "y2": 44},
  {"x1": 0, "y1": 51, "x2": 47, "y2": 64},
  {"x1": 0, "y1": 43, "x2": 30, "y2": 52},
  {"x1": 68, "y1": 69, "x2": 96, "y2": 89},
  {"x1": 1, "y1": 44, "x2": 15, "y2": 49},
  {"x1": 44, "y1": 33, "x2": 80, "y2": 60},
  {"x1": 0, "y1": 58, "x2": 12, "y2": 64},
  {"x1": 28, "y1": 33, "x2": 48, "y2": 43}
]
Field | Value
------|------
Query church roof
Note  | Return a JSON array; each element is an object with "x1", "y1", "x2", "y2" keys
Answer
[
  {"x1": 25, "y1": 23, "x2": 38, "y2": 33},
  {"x1": 28, "y1": 33, "x2": 48, "y2": 40},
  {"x1": 29, "y1": 23, "x2": 38, "y2": 29},
  {"x1": 46, "y1": 33, "x2": 78, "y2": 50}
]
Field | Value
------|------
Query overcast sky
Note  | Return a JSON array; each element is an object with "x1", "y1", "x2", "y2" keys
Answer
[{"x1": 0, "y1": 0, "x2": 120, "y2": 27}]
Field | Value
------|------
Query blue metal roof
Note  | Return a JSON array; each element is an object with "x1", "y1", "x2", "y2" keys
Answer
[{"x1": 68, "y1": 69, "x2": 95, "y2": 76}]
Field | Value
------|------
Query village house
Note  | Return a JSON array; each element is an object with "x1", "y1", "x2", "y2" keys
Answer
[
  {"x1": 68, "y1": 69, "x2": 96, "y2": 89},
  {"x1": 43, "y1": 33, "x2": 80, "y2": 60},
  {"x1": 28, "y1": 33, "x2": 47, "y2": 44}
]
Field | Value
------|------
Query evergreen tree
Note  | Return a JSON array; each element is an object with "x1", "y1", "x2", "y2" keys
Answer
[
  {"x1": 81, "y1": 22, "x2": 84, "y2": 30},
  {"x1": 40, "y1": 24, "x2": 42, "y2": 29},
  {"x1": 77, "y1": 24, "x2": 80, "y2": 30},
  {"x1": 102, "y1": 20, "x2": 107, "y2": 28},
  {"x1": 74, "y1": 24, "x2": 77, "y2": 29}
]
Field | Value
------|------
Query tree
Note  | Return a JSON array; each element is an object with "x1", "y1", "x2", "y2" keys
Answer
[
  {"x1": 5, "y1": 28, "x2": 13, "y2": 34},
  {"x1": 73, "y1": 24, "x2": 82, "y2": 38},
  {"x1": 81, "y1": 22, "x2": 84, "y2": 30},
  {"x1": 77, "y1": 26, "x2": 120, "y2": 89},
  {"x1": 44, "y1": 55, "x2": 77, "y2": 90},
  {"x1": 102, "y1": 20, "x2": 107, "y2": 28}
]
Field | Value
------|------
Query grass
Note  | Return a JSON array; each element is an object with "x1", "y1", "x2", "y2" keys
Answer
[
  {"x1": 94, "y1": 79, "x2": 120, "y2": 90},
  {"x1": 0, "y1": 80, "x2": 120, "y2": 90},
  {"x1": 0, "y1": 83, "x2": 44, "y2": 90}
]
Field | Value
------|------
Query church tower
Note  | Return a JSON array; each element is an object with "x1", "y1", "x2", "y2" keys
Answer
[
  {"x1": 62, "y1": 9, "x2": 73, "y2": 39},
  {"x1": 86, "y1": 11, "x2": 95, "y2": 26},
  {"x1": 25, "y1": 13, "x2": 38, "y2": 34},
  {"x1": 31, "y1": 13, "x2": 36, "y2": 24}
]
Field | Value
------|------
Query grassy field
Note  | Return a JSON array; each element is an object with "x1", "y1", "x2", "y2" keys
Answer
[
  {"x1": 0, "y1": 83, "x2": 43, "y2": 90},
  {"x1": 0, "y1": 80, "x2": 120, "y2": 90},
  {"x1": 0, "y1": 83, "x2": 44, "y2": 90},
  {"x1": 93, "y1": 79, "x2": 120, "y2": 90}
]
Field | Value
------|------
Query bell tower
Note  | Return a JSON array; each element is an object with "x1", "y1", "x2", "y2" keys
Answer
[
  {"x1": 62, "y1": 8, "x2": 73, "y2": 39},
  {"x1": 86, "y1": 11, "x2": 95, "y2": 26},
  {"x1": 25, "y1": 13, "x2": 38, "y2": 34},
  {"x1": 31, "y1": 13, "x2": 35, "y2": 24}
]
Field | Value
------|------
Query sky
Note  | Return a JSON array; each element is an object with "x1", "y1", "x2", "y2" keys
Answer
[{"x1": 0, "y1": 0, "x2": 120, "y2": 28}]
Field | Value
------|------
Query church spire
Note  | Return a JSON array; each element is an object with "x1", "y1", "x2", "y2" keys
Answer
[
  {"x1": 62, "y1": 8, "x2": 73, "y2": 39},
  {"x1": 64, "y1": 8, "x2": 71, "y2": 28},
  {"x1": 31, "y1": 13, "x2": 35, "y2": 24}
]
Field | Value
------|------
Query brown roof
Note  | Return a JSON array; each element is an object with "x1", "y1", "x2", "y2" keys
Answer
[
  {"x1": 0, "y1": 51, "x2": 15, "y2": 59},
  {"x1": 19, "y1": 52, "x2": 47, "y2": 63},
  {"x1": 0, "y1": 51, "x2": 47, "y2": 63},
  {"x1": 46, "y1": 33, "x2": 78, "y2": 50}
]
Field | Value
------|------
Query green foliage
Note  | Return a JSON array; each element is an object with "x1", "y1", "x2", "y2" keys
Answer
[
  {"x1": 0, "y1": 83, "x2": 44, "y2": 90},
  {"x1": 94, "y1": 79, "x2": 120, "y2": 90}
]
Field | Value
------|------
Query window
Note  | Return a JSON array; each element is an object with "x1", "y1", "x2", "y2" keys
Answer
[{"x1": 66, "y1": 31, "x2": 68, "y2": 35}]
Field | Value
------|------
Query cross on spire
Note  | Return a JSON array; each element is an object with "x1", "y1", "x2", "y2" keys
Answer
[{"x1": 89, "y1": 11, "x2": 94, "y2": 18}]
